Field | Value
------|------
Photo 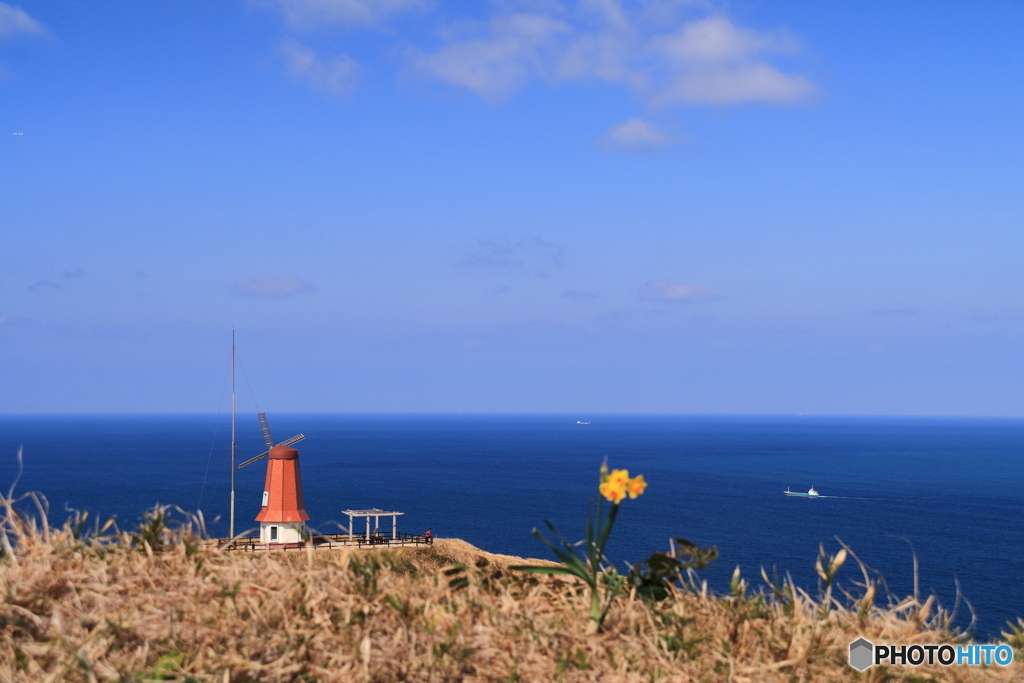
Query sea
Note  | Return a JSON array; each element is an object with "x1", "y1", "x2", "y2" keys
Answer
[{"x1": 0, "y1": 413, "x2": 1021, "y2": 640}]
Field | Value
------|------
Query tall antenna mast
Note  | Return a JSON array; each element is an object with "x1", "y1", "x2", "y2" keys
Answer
[{"x1": 230, "y1": 329, "x2": 236, "y2": 538}]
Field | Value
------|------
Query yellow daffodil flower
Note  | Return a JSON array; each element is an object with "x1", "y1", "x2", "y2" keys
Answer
[
  {"x1": 599, "y1": 468, "x2": 634, "y2": 504},
  {"x1": 598, "y1": 463, "x2": 647, "y2": 504},
  {"x1": 627, "y1": 474, "x2": 647, "y2": 499},
  {"x1": 600, "y1": 480, "x2": 627, "y2": 504},
  {"x1": 608, "y1": 469, "x2": 630, "y2": 487}
]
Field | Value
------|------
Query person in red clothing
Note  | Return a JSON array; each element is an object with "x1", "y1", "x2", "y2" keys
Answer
[{"x1": 424, "y1": 527, "x2": 432, "y2": 544}]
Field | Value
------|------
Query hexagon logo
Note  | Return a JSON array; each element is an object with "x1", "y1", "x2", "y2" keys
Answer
[{"x1": 849, "y1": 638, "x2": 874, "y2": 671}]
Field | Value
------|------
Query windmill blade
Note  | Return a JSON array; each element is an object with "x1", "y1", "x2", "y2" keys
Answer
[
  {"x1": 238, "y1": 451, "x2": 268, "y2": 469},
  {"x1": 237, "y1": 434, "x2": 305, "y2": 469},
  {"x1": 278, "y1": 434, "x2": 305, "y2": 448},
  {"x1": 258, "y1": 412, "x2": 274, "y2": 449}
]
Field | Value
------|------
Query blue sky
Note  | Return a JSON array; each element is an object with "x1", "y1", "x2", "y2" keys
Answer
[{"x1": 1, "y1": 0, "x2": 1022, "y2": 414}]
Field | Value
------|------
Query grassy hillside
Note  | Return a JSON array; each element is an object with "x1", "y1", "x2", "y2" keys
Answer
[{"x1": 0, "y1": 504, "x2": 1019, "y2": 682}]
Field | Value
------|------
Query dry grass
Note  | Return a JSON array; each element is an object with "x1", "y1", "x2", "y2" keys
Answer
[{"x1": 0, "y1": 504, "x2": 1020, "y2": 682}]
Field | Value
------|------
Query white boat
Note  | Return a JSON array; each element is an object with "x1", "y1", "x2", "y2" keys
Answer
[{"x1": 784, "y1": 486, "x2": 819, "y2": 498}]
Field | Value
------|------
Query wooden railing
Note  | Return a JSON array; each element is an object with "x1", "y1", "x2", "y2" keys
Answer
[{"x1": 217, "y1": 531, "x2": 432, "y2": 552}]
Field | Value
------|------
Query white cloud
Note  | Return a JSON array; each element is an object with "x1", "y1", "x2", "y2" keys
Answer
[
  {"x1": 413, "y1": 6, "x2": 815, "y2": 107},
  {"x1": 27, "y1": 279, "x2": 63, "y2": 292},
  {"x1": 266, "y1": 0, "x2": 427, "y2": 29},
  {"x1": 0, "y1": 2, "x2": 46, "y2": 39},
  {"x1": 459, "y1": 236, "x2": 565, "y2": 276},
  {"x1": 280, "y1": 40, "x2": 359, "y2": 96},
  {"x1": 638, "y1": 279, "x2": 721, "y2": 303},
  {"x1": 650, "y1": 16, "x2": 796, "y2": 65},
  {"x1": 413, "y1": 13, "x2": 572, "y2": 102},
  {"x1": 599, "y1": 118, "x2": 676, "y2": 151},
  {"x1": 266, "y1": 2, "x2": 817, "y2": 112},
  {"x1": 655, "y1": 63, "x2": 813, "y2": 106},
  {"x1": 555, "y1": 29, "x2": 640, "y2": 87},
  {"x1": 231, "y1": 275, "x2": 316, "y2": 298}
]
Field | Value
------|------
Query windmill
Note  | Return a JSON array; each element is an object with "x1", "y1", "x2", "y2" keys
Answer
[
  {"x1": 239, "y1": 413, "x2": 310, "y2": 545},
  {"x1": 238, "y1": 413, "x2": 305, "y2": 469}
]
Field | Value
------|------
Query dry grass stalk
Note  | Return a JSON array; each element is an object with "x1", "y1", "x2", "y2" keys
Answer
[{"x1": 0, "y1": 504, "x2": 1018, "y2": 682}]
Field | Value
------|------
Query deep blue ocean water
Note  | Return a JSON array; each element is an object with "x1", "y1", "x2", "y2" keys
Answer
[{"x1": 1, "y1": 413, "x2": 1021, "y2": 640}]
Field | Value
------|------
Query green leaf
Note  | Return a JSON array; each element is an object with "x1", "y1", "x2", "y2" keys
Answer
[
  {"x1": 509, "y1": 565, "x2": 576, "y2": 576},
  {"x1": 152, "y1": 652, "x2": 183, "y2": 680},
  {"x1": 532, "y1": 527, "x2": 586, "y2": 571},
  {"x1": 443, "y1": 563, "x2": 466, "y2": 577},
  {"x1": 599, "y1": 501, "x2": 620, "y2": 553},
  {"x1": 385, "y1": 594, "x2": 410, "y2": 616}
]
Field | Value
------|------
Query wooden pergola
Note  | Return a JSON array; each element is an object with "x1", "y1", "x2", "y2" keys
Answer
[{"x1": 343, "y1": 508, "x2": 405, "y2": 542}]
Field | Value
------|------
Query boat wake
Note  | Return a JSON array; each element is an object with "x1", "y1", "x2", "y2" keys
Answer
[{"x1": 784, "y1": 487, "x2": 886, "y2": 500}]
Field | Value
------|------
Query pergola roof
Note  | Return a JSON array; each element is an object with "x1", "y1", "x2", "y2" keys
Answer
[{"x1": 342, "y1": 508, "x2": 404, "y2": 516}]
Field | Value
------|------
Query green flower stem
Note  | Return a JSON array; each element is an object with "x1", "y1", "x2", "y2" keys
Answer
[{"x1": 512, "y1": 494, "x2": 623, "y2": 630}]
